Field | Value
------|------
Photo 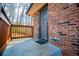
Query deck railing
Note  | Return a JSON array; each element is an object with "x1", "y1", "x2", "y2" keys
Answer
[{"x1": 11, "y1": 25, "x2": 33, "y2": 39}]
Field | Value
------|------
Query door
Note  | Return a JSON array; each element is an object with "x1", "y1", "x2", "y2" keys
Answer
[{"x1": 40, "y1": 6, "x2": 48, "y2": 41}]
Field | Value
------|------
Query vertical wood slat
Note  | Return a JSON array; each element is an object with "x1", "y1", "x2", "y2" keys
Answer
[{"x1": 11, "y1": 25, "x2": 33, "y2": 39}]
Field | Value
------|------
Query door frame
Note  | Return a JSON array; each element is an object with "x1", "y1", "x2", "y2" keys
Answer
[{"x1": 39, "y1": 4, "x2": 48, "y2": 41}]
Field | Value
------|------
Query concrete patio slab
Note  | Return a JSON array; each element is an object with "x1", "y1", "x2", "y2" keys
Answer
[{"x1": 3, "y1": 38, "x2": 62, "y2": 56}]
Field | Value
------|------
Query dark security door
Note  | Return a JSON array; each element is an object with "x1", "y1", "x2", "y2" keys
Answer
[{"x1": 40, "y1": 6, "x2": 48, "y2": 41}]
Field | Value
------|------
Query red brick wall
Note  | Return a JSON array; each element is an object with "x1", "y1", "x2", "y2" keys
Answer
[
  {"x1": 33, "y1": 3, "x2": 79, "y2": 55},
  {"x1": 48, "y1": 3, "x2": 79, "y2": 56},
  {"x1": 33, "y1": 14, "x2": 40, "y2": 39}
]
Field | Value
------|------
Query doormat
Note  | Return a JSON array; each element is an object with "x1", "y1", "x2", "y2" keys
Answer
[{"x1": 36, "y1": 39, "x2": 48, "y2": 45}]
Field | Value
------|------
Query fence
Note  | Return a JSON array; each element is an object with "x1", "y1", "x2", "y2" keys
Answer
[{"x1": 11, "y1": 25, "x2": 33, "y2": 39}]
